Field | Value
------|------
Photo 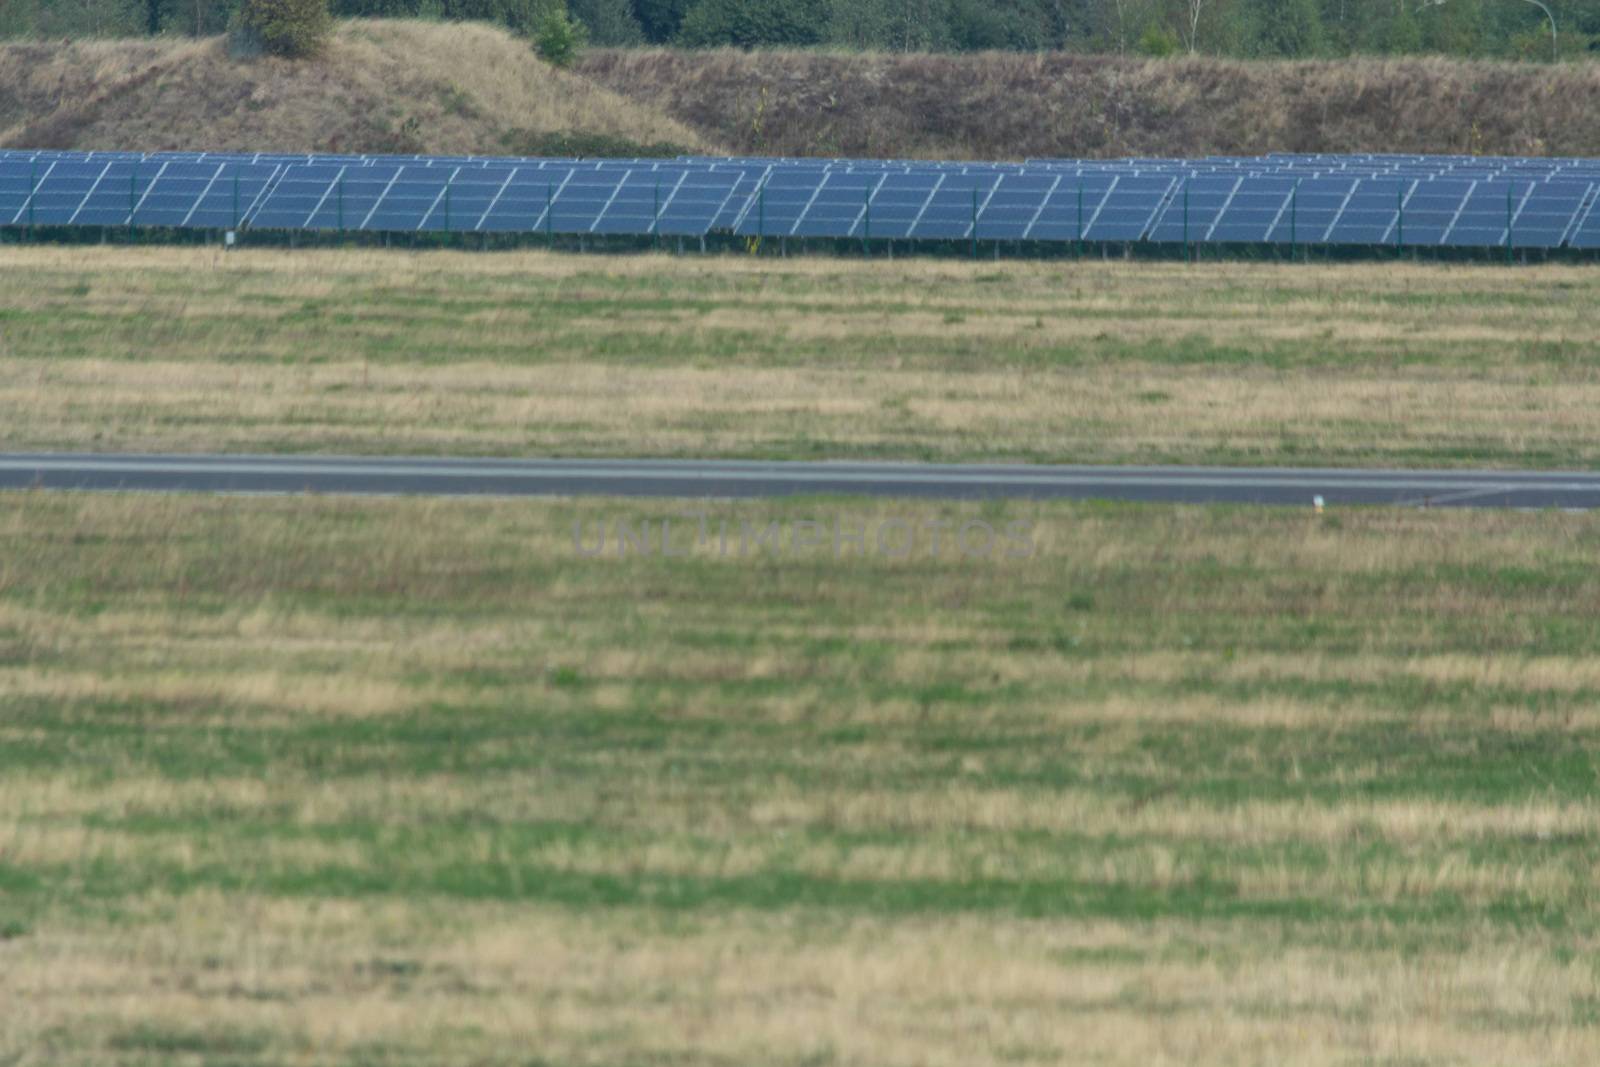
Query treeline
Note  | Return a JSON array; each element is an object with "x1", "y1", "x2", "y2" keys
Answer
[{"x1": 4, "y1": 0, "x2": 1598, "y2": 59}]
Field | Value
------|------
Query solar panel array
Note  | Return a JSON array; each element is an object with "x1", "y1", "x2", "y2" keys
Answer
[{"x1": 4, "y1": 148, "x2": 1599, "y2": 250}]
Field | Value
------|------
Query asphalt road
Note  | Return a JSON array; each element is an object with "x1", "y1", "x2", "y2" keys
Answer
[{"x1": 2, "y1": 453, "x2": 1599, "y2": 508}]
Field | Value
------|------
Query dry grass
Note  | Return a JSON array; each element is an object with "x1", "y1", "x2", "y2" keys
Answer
[
  {"x1": 2, "y1": 493, "x2": 1600, "y2": 1063},
  {"x1": 0, "y1": 21, "x2": 714, "y2": 154},
  {"x1": 579, "y1": 48, "x2": 1600, "y2": 159},
  {"x1": 0, "y1": 245, "x2": 1596, "y2": 467},
  {"x1": 5, "y1": 29, "x2": 1600, "y2": 162},
  {"x1": 4, "y1": 898, "x2": 1597, "y2": 1066}
]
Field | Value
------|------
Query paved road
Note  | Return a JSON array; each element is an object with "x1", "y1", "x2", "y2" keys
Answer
[{"x1": 2, "y1": 453, "x2": 1599, "y2": 508}]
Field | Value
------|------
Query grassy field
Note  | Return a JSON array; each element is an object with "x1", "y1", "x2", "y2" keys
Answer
[
  {"x1": 1, "y1": 245, "x2": 1598, "y2": 468},
  {"x1": 2, "y1": 490, "x2": 1599, "y2": 1064}
]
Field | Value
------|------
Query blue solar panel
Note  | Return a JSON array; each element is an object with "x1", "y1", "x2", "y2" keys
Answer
[
  {"x1": 3, "y1": 148, "x2": 1598, "y2": 248},
  {"x1": 1148, "y1": 176, "x2": 1237, "y2": 243},
  {"x1": 1078, "y1": 176, "x2": 1174, "y2": 241},
  {"x1": 1208, "y1": 179, "x2": 1295, "y2": 244},
  {"x1": 1024, "y1": 181, "x2": 1107, "y2": 242},
  {"x1": 1521, "y1": 180, "x2": 1593, "y2": 248},
  {"x1": 1264, "y1": 177, "x2": 1356, "y2": 244},
  {"x1": 1570, "y1": 188, "x2": 1600, "y2": 249},
  {"x1": 1322, "y1": 179, "x2": 1408, "y2": 245},
  {"x1": 900, "y1": 178, "x2": 985, "y2": 241}
]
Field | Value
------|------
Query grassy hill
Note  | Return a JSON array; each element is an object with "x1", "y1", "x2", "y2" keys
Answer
[
  {"x1": 578, "y1": 49, "x2": 1600, "y2": 160},
  {"x1": 0, "y1": 21, "x2": 713, "y2": 155},
  {"x1": 3, "y1": 23, "x2": 1599, "y2": 159}
]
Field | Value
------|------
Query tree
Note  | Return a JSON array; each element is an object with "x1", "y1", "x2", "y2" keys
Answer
[
  {"x1": 676, "y1": 0, "x2": 828, "y2": 47},
  {"x1": 1254, "y1": 0, "x2": 1323, "y2": 54},
  {"x1": 631, "y1": 0, "x2": 690, "y2": 41},
  {"x1": 1098, "y1": 0, "x2": 1162, "y2": 53},
  {"x1": 238, "y1": 0, "x2": 332, "y2": 55},
  {"x1": 447, "y1": 0, "x2": 561, "y2": 35},
  {"x1": 570, "y1": 0, "x2": 644, "y2": 43},
  {"x1": 1179, "y1": 0, "x2": 1205, "y2": 51},
  {"x1": 1138, "y1": 20, "x2": 1180, "y2": 52},
  {"x1": 947, "y1": 0, "x2": 1014, "y2": 48},
  {"x1": 1419, "y1": 0, "x2": 1484, "y2": 54},
  {"x1": 825, "y1": 0, "x2": 898, "y2": 49},
  {"x1": 868, "y1": 0, "x2": 947, "y2": 51},
  {"x1": 534, "y1": 5, "x2": 587, "y2": 62},
  {"x1": 1387, "y1": 0, "x2": 1423, "y2": 51}
]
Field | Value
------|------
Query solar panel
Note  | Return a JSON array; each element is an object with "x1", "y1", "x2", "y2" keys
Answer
[
  {"x1": 1264, "y1": 177, "x2": 1358, "y2": 244},
  {"x1": 1207, "y1": 177, "x2": 1297, "y2": 244},
  {"x1": 3, "y1": 148, "x2": 1598, "y2": 249},
  {"x1": 1148, "y1": 176, "x2": 1238, "y2": 243},
  {"x1": 1079, "y1": 175, "x2": 1175, "y2": 241},
  {"x1": 908, "y1": 176, "x2": 1003, "y2": 241},
  {"x1": 1569, "y1": 186, "x2": 1600, "y2": 250},
  {"x1": 733, "y1": 167, "x2": 829, "y2": 237},
  {"x1": 0, "y1": 159, "x2": 43, "y2": 225},
  {"x1": 1520, "y1": 180, "x2": 1593, "y2": 249},
  {"x1": 1027, "y1": 178, "x2": 1116, "y2": 243},
  {"x1": 1323, "y1": 178, "x2": 1412, "y2": 246}
]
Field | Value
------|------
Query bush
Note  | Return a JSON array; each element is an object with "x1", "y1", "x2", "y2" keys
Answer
[
  {"x1": 237, "y1": 0, "x2": 332, "y2": 56},
  {"x1": 534, "y1": 7, "x2": 587, "y2": 66},
  {"x1": 1137, "y1": 23, "x2": 1180, "y2": 57}
]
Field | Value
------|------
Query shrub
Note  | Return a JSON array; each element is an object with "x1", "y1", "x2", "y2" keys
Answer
[
  {"x1": 236, "y1": 0, "x2": 332, "y2": 57},
  {"x1": 534, "y1": 7, "x2": 587, "y2": 66},
  {"x1": 1137, "y1": 24, "x2": 1180, "y2": 57}
]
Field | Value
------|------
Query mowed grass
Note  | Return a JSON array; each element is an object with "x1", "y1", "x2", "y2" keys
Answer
[
  {"x1": 2, "y1": 491, "x2": 1600, "y2": 1064},
  {"x1": 1, "y1": 245, "x2": 1598, "y2": 467}
]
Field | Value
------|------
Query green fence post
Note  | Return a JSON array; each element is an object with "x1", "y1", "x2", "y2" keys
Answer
[
  {"x1": 1396, "y1": 187, "x2": 1404, "y2": 256},
  {"x1": 971, "y1": 186, "x2": 979, "y2": 260},
  {"x1": 1506, "y1": 185, "x2": 1515, "y2": 266},
  {"x1": 1076, "y1": 186, "x2": 1084, "y2": 258},
  {"x1": 1290, "y1": 181, "x2": 1299, "y2": 262},
  {"x1": 1183, "y1": 183, "x2": 1190, "y2": 264},
  {"x1": 863, "y1": 185, "x2": 871, "y2": 256}
]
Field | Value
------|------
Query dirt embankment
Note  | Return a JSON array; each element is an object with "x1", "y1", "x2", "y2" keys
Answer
[
  {"x1": 0, "y1": 21, "x2": 713, "y2": 154},
  {"x1": 578, "y1": 48, "x2": 1600, "y2": 160},
  {"x1": 4, "y1": 24, "x2": 1597, "y2": 160}
]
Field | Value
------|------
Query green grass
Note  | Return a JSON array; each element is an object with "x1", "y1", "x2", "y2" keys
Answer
[
  {"x1": 3, "y1": 247, "x2": 1600, "y2": 468},
  {"x1": 2, "y1": 492, "x2": 1600, "y2": 1063}
]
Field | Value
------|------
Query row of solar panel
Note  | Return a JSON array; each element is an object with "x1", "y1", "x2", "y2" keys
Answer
[
  {"x1": 722, "y1": 172, "x2": 1599, "y2": 247},
  {"x1": 4, "y1": 154, "x2": 1599, "y2": 248},
  {"x1": 0, "y1": 160, "x2": 744, "y2": 236}
]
